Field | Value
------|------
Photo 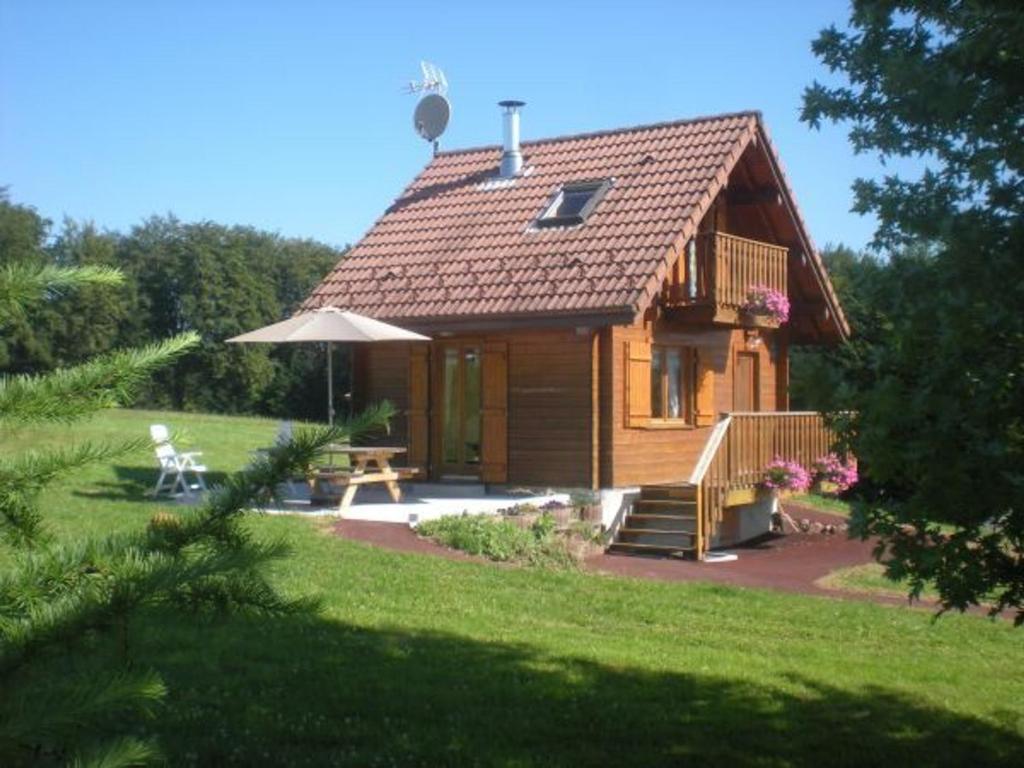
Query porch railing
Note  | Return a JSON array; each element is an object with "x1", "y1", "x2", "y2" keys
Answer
[
  {"x1": 665, "y1": 231, "x2": 789, "y2": 312},
  {"x1": 690, "y1": 412, "x2": 837, "y2": 558}
]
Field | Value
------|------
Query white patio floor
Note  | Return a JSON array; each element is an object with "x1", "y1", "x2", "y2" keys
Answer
[{"x1": 256, "y1": 482, "x2": 571, "y2": 525}]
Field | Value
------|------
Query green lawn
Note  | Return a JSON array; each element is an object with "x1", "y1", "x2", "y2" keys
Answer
[
  {"x1": 817, "y1": 563, "x2": 941, "y2": 601},
  {"x1": 789, "y1": 492, "x2": 854, "y2": 516},
  {"x1": 4, "y1": 409, "x2": 1024, "y2": 766}
]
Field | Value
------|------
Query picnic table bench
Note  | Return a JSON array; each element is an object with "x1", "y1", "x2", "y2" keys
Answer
[{"x1": 310, "y1": 445, "x2": 416, "y2": 512}]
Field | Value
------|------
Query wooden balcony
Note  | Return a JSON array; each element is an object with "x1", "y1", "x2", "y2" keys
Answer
[
  {"x1": 691, "y1": 412, "x2": 837, "y2": 558},
  {"x1": 663, "y1": 231, "x2": 788, "y2": 323}
]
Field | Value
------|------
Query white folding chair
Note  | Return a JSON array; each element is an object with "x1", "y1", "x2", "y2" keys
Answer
[{"x1": 150, "y1": 427, "x2": 207, "y2": 497}]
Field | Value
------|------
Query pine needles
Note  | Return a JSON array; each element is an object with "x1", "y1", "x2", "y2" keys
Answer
[{"x1": 0, "y1": 262, "x2": 397, "y2": 766}]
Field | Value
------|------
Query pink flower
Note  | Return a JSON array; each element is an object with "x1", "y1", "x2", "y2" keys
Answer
[
  {"x1": 811, "y1": 453, "x2": 859, "y2": 493},
  {"x1": 744, "y1": 285, "x2": 790, "y2": 323},
  {"x1": 762, "y1": 457, "x2": 811, "y2": 492}
]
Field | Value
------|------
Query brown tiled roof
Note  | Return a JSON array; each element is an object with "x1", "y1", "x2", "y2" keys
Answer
[{"x1": 305, "y1": 110, "x2": 844, "y2": 334}]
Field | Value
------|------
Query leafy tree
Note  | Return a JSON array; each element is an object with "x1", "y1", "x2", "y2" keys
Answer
[
  {"x1": 0, "y1": 258, "x2": 395, "y2": 763},
  {"x1": 116, "y1": 216, "x2": 345, "y2": 418},
  {"x1": 0, "y1": 196, "x2": 347, "y2": 419},
  {"x1": 803, "y1": 0, "x2": 1024, "y2": 622}
]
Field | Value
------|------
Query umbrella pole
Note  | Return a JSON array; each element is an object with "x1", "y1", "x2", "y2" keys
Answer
[{"x1": 327, "y1": 341, "x2": 334, "y2": 426}]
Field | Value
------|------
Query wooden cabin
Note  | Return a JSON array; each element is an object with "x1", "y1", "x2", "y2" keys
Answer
[{"x1": 304, "y1": 109, "x2": 849, "y2": 558}]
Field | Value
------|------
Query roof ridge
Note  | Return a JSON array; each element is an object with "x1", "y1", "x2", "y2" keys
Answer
[{"x1": 434, "y1": 109, "x2": 762, "y2": 157}]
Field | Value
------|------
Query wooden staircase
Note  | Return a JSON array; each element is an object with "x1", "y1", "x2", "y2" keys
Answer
[{"x1": 608, "y1": 483, "x2": 699, "y2": 558}]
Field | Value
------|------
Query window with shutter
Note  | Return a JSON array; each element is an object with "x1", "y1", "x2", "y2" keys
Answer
[{"x1": 649, "y1": 345, "x2": 695, "y2": 424}]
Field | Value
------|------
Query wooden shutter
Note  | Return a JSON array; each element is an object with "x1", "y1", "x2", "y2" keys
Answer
[
  {"x1": 625, "y1": 340, "x2": 651, "y2": 428},
  {"x1": 407, "y1": 343, "x2": 429, "y2": 473},
  {"x1": 695, "y1": 350, "x2": 716, "y2": 426},
  {"x1": 481, "y1": 341, "x2": 508, "y2": 483}
]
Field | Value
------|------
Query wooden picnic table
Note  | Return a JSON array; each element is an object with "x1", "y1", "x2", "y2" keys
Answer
[{"x1": 310, "y1": 445, "x2": 410, "y2": 512}]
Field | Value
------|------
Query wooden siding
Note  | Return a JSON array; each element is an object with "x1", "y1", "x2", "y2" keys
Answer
[
  {"x1": 602, "y1": 320, "x2": 782, "y2": 488},
  {"x1": 354, "y1": 342, "x2": 412, "y2": 456},
  {"x1": 602, "y1": 324, "x2": 712, "y2": 487},
  {"x1": 354, "y1": 329, "x2": 593, "y2": 487},
  {"x1": 506, "y1": 330, "x2": 592, "y2": 487},
  {"x1": 716, "y1": 329, "x2": 779, "y2": 417}
]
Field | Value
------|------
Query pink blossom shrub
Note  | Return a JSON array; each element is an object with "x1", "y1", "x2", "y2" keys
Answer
[
  {"x1": 811, "y1": 453, "x2": 859, "y2": 493},
  {"x1": 762, "y1": 458, "x2": 811, "y2": 492},
  {"x1": 744, "y1": 285, "x2": 790, "y2": 323}
]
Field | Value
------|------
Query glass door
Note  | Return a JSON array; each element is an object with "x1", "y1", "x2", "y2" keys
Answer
[{"x1": 439, "y1": 344, "x2": 482, "y2": 476}]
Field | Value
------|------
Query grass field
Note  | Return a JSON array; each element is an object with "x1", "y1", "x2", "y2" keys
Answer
[
  {"x1": 4, "y1": 409, "x2": 1024, "y2": 766},
  {"x1": 816, "y1": 563, "x2": 941, "y2": 601},
  {"x1": 789, "y1": 492, "x2": 854, "y2": 516}
]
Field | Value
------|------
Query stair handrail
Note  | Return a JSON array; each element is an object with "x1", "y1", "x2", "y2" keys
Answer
[{"x1": 689, "y1": 414, "x2": 732, "y2": 486}]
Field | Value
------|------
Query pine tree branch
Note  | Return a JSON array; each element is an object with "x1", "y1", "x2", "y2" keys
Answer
[
  {"x1": 0, "y1": 263, "x2": 124, "y2": 325},
  {"x1": 0, "y1": 401, "x2": 396, "y2": 674},
  {"x1": 0, "y1": 333, "x2": 199, "y2": 426},
  {"x1": 0, "y1": 668, "x2": 165, "y2": 762},
  {"x1": 0, "y1": 402, "x2": 395, "y2": 764},
  {"x1": 70, "y1": 736, "x2": 161, "y2": 768}
]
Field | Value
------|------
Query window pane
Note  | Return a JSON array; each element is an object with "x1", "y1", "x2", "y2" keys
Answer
[
  {"x1": 650, "y1": 349, "x2": 664, "y2": 418},
  {"x1": 555, "y1": 187, "x2": 597, "y2": 218},
  {"x1": 442, "y1": 349, "x2": 459, "y2": 464},
  {"x1": 667, "y1": 349, "x2": 682, "y2": 418},
  {"x1": 463, "y1": 348, "x2": 481, "y2": 464}
]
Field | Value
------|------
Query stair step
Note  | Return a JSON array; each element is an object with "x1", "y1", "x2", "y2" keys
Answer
[
  {"x1": 633, "y1": 498, "x2": 696, "y2": 513},
  {"x1": 607, "y1": 541, "x2": 695, "y2": 558},
  {"x1": 624, "y1": 514, "x2": 697, "y2": 532},
  {"x1": 614, "y1": 528, "x2": 696, "y2": 548},
  {"x1": 640, "y1": 483, "x2": 697, "y2": 501}
]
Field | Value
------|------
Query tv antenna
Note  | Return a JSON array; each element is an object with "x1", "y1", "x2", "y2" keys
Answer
[{"x1": 407, "y1": 61, "x2": 450, "y2": 154}]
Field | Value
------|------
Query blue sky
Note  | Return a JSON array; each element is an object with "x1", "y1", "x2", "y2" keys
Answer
[{"x1": 1, "y1": 0, "x2": 879, "y2": 251}]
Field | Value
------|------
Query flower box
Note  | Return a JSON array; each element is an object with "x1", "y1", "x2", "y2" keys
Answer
[{"x1": 743, "y1": 285, "x2": 790, "y2": 324}]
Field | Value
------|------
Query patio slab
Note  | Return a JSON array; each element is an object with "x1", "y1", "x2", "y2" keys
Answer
[{"x1": 261, "y1": 481, "x2": 570, "y2": 525}]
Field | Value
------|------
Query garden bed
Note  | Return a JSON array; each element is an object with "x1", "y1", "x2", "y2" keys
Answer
[{"x1": 416, "y1": 500, "x2": 603, "y2": 568}]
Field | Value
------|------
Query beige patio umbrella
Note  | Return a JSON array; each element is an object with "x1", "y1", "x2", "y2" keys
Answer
[{"x1": 227, "y1": 307, "x2": 429, "y2": 425}]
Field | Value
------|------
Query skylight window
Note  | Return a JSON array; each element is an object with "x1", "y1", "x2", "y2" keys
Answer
[{"x1": 535, "y1": 180, "x2": 611, "y2": 228}]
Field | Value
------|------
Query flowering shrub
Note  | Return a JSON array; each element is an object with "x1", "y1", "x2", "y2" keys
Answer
[
  {"x1": 762, "y1": 457, "x2": 811, "y2": 492},
  {"x1": 811, "y1": 453, "x2": 859, "y2": 493},
  {"x1": 743, "y1": 285, "x2": 790, "y2": 323}
]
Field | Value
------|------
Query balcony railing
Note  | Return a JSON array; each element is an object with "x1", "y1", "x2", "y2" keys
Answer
[
  {"x1": 690, "y1": 412, "x2": 838, "y2": 558},
  {"x1": 664, "y1": 231, "x2": 789, "y2": 315}
]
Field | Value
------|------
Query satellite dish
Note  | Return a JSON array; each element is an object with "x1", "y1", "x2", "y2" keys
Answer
[{"x1": 414, "y1": 92, "x2": 450, "y2": 142}]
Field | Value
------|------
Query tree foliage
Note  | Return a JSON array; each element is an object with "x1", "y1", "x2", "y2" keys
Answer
[
  {"x1": 802, "y1": 0, "x2": 1024, "y2": 622},
  {"x1": 0, "y1": 192, "x2": 346, "y2": 420}
]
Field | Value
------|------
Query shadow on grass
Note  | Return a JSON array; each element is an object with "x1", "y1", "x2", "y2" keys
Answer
[
  {"x1": 70, "y1": 465, "x2": 231, "y2": 502},
  {"x1": 117, "y1": 610, "x2": 1024, "y2": 767}
]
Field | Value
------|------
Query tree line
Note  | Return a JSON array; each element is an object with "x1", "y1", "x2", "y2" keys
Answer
[{"x1": 0, "y1": 190, "x2": 346, "y2": 420}]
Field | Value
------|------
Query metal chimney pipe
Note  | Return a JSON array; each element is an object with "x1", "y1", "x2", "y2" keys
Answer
[{"x1": 499, "y1": 100, "x2": 525, "y2": 177}]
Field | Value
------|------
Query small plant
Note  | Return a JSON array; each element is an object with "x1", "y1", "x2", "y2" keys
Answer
[
  {"x1": 418, "y1": 512, "x2": 580, "y2": 569},
  {"x1": 811, "y1": 453, "x2": 859, "y2": 493},
  {"x1": 743, "y1": 285, "x2": 790, "y2": 323},
  {"x1": 762, "y1": 457, "x2": 811, "y2": 492},
  {"x1": 418, "y1": 513, "x2": 535, "y2": 561},
  {"x1": 531, "y1": 511, "x2": 557, "y2": 538}
]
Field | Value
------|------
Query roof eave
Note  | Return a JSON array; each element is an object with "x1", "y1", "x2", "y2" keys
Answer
[{"x1": 345, "y1": 305, "x2": 638, "y2": 335}]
